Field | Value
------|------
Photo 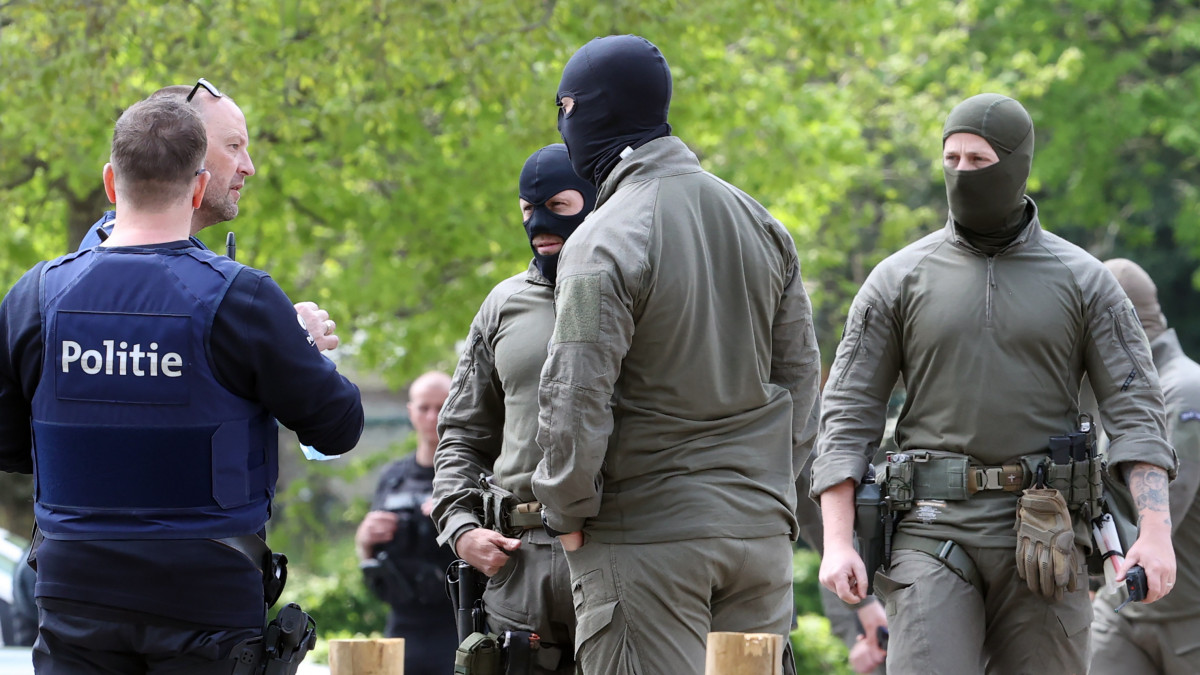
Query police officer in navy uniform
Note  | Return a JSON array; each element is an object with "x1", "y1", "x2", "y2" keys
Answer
[{"x1": 0, "y1": 97, "x2": 364, "y2": 673}]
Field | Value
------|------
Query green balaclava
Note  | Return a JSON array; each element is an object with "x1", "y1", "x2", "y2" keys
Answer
[
  {"x1": 942, "y1": 93, "x2": 1035, "y2": 252},
  {"x1": 1104, "y1": 258, "x2": 1168, "y2": 343}
]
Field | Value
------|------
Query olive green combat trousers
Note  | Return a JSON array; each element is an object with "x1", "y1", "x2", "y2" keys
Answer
[
  {"x1": 1090, "y1": 599, "x2": 1200, "y2": 674},
  {"x1": 564, "y1": 535, "x2": 794, "y2": 675},
  {"x1": 484, "y1": 529, "x2": 576, "y2": 674},
  {"x1": 875, "y1": 546, "x2": 1090, "y2": 675}
]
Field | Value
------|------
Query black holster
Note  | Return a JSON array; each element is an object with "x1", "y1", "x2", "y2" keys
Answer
[
  {"x1": 447, "y1": 559, "x2": 488, "y2": 644},
  {"x1": 854, "y1": 465, "x2": 890, "y2": 594},
  {"x1": 230, "y1": 603, "x2": 317, "y2": 675}
]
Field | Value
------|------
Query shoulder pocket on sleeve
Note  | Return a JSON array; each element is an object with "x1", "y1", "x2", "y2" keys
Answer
[
  {"x1": 1100, "y1": 299, "x2": 1155, "y2": 392},
  {"x1": 443, "y1": 331, "x2": 486, "y2": 413},
  {"x1": 831, "y1": 302, "x2": 873, "y2": 391}
]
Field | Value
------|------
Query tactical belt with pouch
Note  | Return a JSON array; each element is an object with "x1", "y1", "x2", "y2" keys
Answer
[
  {"x1": 858, "y1": 432, "x2": 1106, "y2": 595},
  {"x1": 883, "y1": 447, "x2": 1101, "y2": 512},
  {"x1": 479, "y1": 474, "x2": 543, "y2": 537},
  {"x1": 508, "y1": 502, "x2": 543, "y2": 531},
  {"x1": 882, "y1": 451, "x2": 1032, "y2": 510},
  {"x1": 455, "y1": 630, "x2": 539, "y2": 675},
  {"x1": 854, "y1": 455, "x2": 1006, "y2": 594},
  {"x1": 451, "y1": 477, "x2": 544, "y2": 675},
  {"x1": 446, "y1": 565, "x2": 561, "y2": 673}
]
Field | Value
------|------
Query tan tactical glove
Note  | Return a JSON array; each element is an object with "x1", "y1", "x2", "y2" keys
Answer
[{"x1": 1014, "y1": 488, "x2": 1080, "y2": 600}]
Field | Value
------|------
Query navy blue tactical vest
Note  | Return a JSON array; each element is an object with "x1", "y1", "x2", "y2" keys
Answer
[{"x1": 32, "y1": 246, "x2": 278, "y2": 540}]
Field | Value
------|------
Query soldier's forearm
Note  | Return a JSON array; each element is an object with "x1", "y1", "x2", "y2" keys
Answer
[
  {"x1": 820, "y1": 479, "x2": 858, "y2": 552},
  {"x1": 1125, "y1": 461, "x2": 1172, "y2": 533}
]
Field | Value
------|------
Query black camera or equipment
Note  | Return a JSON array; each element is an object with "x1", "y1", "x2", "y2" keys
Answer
[{"x1": 361, "y1": 490, "x2": 455, "y2": 608}]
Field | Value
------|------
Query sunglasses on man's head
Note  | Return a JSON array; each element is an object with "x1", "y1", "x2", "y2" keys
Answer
[{"x1": 186, "y1": 78, "x2": 222, "y2": 103}]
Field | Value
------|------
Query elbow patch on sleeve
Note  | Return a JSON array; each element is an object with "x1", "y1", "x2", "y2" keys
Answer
[{"x1": 554, "y1": 274, "x2": 601, "y2": 343}]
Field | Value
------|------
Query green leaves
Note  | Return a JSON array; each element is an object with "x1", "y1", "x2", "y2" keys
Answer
[{"x1": 4, "y1": 0, "x2": 1200, "y2": 379}]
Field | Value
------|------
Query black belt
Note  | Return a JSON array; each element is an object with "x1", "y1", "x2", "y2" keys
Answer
[
  {"x1": 215, "y1": 534, "x2": 271, "y2": 574},
  {"x1": 216, "y1": 534, "x2": 288, "y2": 607}
]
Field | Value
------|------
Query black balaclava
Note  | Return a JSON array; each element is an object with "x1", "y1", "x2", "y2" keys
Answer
[
  {"x1": 943, "y1": 93, "x2": 1035, "y2": 252},
  {"x1": 557, "y1": 34, "x2": 673, "y2": 186},
  {"x1": 519, "y1": 144, "x2": 596, "y2": 283}
]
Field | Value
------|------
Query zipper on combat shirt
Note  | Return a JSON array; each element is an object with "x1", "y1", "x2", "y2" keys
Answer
[
  {"x1": 835, "y1": 305, "x2": 872, "y2": 390},
  {"x1": 986, "y1": 257, "x2": 996, "y2": 325},
  {"x1": 1108, "y1": 306, "x2": 1144, "y2": 391},
  {"x1": 444, "y1": 332, "x2": 483, "y2": 410}
]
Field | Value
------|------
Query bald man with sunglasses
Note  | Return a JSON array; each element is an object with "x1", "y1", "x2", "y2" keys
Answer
[{"x1": 80, "y1": 78, "x2": 339, "y2": 350}]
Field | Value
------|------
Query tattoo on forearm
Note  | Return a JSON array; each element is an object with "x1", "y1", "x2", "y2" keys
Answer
[{"x1": 1129, "y1": 464, "x2": 1172, "y2": 528}]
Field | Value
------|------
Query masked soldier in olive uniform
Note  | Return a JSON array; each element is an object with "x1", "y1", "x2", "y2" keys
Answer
[
  {"x1": 432, "y1": 144, "x2": 596, "y2": 674},
  {"x1": 533, "y1": 35, "x2": 821, "y2": 675},
  {"x1": 1089, "y1": 259, "x2": 1200, "y2": 674},
  {"x1": 812, "y1": 94, "x2": 1178, "y2": 675}
]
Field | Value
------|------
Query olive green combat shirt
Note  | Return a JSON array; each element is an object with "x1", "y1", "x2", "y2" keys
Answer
[
  {"x1": 532, "y1": 136, "x2": 821, "y2": 543},
  {"x1": 1097, "y1": 329, "x2": 1200, "y2": 621},
  {"x1": 432, "y1": 264, "x2": 555, "y2": 549},
  {"x1": 811, "y1": 201, "x2": 1176, "y2": 548}
]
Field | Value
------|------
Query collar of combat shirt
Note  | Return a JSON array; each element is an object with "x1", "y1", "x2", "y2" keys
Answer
[
  {"x1": 594, "y1": 136, "x2": 704, "y2": 208},
  {"x1": 943, "y1": 196, "x2": 1040, "y2": 256}
]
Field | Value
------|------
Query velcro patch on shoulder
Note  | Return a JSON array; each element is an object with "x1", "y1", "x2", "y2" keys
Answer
[
  {"x1": 554, "y1": 274, "x2": 601, "y2": 343},
  {"x1": 1181, "y1": 410, "x2": 1200, "y2": 423}
]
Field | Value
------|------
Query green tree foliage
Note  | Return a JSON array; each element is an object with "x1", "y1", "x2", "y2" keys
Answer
[
  {"x1": 9, "y1": 0, "x2": 1198, "y2": 386},
  {"x1": 965, "y1": 0, "x2": 1200, "y2": 343},
  {"x1": 792, "y1": 614, "x2": 856, "y2": 675},
  {"x1": 5, "y1": 0, "x2": 1200, "y2": 653}
]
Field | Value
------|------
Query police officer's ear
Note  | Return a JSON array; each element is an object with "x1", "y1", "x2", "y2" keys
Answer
[
  {"x1": 102, "y1": 163, "x2": 118, "y2": 205},
  {"x1": 191, "y1": 169, "x2": 209, "y2": 210}
]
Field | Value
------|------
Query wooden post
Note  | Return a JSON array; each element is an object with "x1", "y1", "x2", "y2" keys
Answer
[
  {"x1": 704, "y1": 632, "x2": 784, "y2": 675},
  {"x1": 328, "y1": 638, "x2": 406, "y2": 675}
]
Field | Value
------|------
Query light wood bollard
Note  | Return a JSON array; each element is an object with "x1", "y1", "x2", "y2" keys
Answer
[
  {"x1": 328, "y1": 638, "x2": 405, "y2": 675},
  {"x1": 704, "y1": 632, "x2": 784, "y2": 675}
]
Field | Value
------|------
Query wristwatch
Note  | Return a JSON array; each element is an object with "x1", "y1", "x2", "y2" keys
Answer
[{"x1": 541, "y1": 510, "x2": 571, "y2": 538}]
